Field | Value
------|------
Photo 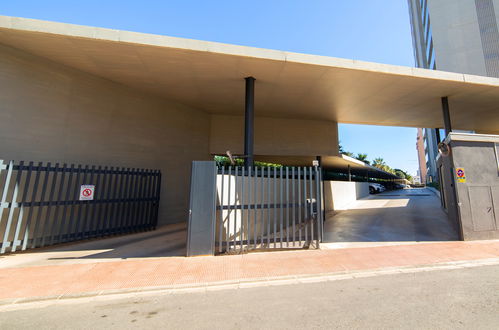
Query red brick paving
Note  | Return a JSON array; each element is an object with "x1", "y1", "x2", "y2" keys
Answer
[{"x1": 0, "y1": 240, "x2": 498, "y2": 301}]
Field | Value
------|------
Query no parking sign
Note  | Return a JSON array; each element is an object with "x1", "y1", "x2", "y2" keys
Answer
[
  {"x1": 79, "y1": 185, "x2": 95, "y2": 200},
  {"x1": 455, "y1": 168, "x2": 466, "y2": 183}
]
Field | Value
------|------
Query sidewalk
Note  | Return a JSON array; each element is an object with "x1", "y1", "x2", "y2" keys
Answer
[{"x1": 1, "y1": 239, "x2": 498, "y2": 305}]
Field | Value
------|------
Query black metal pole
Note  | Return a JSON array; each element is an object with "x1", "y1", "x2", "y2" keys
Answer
[
  {"x1": 435, "y1": 128, "x2": 441, "y2": 144},
  {"x1": 244, "y1": 77, "x2": 255, "y2": 169},
  {"x1": 441, "y1": 97, "x2": 452, "y2": 137}
]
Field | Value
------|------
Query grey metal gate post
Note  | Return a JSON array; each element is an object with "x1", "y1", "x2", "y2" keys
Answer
[{"x1": 186, "y1": 161, "x2": 217, "y2": 257}]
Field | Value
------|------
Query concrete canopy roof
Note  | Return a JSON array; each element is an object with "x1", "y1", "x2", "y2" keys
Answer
[
  {"x1": 255, "y1": 155, "x2": 401, "y2": 180},
  {"x1": 0, "y1": 16, "x2": 498, "y2": 132}
]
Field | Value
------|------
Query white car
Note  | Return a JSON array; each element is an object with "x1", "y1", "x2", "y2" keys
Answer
[{"x1": 369, "y1": 183, "x2": 386, "y2": 194}]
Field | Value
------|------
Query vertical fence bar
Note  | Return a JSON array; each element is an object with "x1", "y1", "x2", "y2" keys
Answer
[
  {"x1": 253, "y1": 166, "x2": 257, "y2": 249},
  {"x1": 140, "y1": 169, "x2": 150, "y2": 231},
  {"x1": 117, "y1": 168, "x2": 130, "y2": 233},
  {"x1": 49, "y1": 163, "x2": 67, "y2": 244},
  {"x1": 309, "y1": 166, "x2": 314, "y2": 244},
  {"x1": 297, "y1": 167, "x2": 302, "y2": 245},
  {"x1": 136, "y1": 168, "x2": 145, "y2": 231},
  {"x1": 88, "y1": 165, "x2": 102, "y2": 237},
  {"x1": 233, "y1": 166, "x2": 238, "y2": 251},
  {"x1": 0, "y1": 161, "x2": 15, "y2": 251},
  {"x1": 73, "y1": 164, "x2": 88, "y2": 241},
  {"x1": 226, "y1": 166, "x2": 232, "y2": 252},
  {"x1": 95, "y1": 166, "x2": 108, "y2": 236},
  {"x1": 58, "y1": 164, "x2": 74, "y2": 242},
  {"x1": 109, "y1": 167, "x2": 120, "y2": 233},
  {"x1": 315, "y1": 166, "x2": 322, "y2": 246},
  {"x1": 41, "y1": 162, "x2": 59, "y2": 246},
  {"x1": 219, "y1": 166, "x2": 224, "y2": 253},
  {"x1": 240, "y1": 166, "x2": 245, "y2": 250},
  {"x1": 267, "y1": 166, "x2": 271, "y2": 246},
  {"x1": 136, "y1": 169, "x2": 146, "y2": 231},
  {"x1": 247, "y1": 166, "x2": 251, "y2": 250},
  {"x1": 279, "y1": 166, "x2": 283, "y2": 248},
  {"x1": 23, "y1": 162, "x2": 42, "y2": 250},
  {"x1": 144, "y1": 169, "x2": 154, "y2": 229},
  {"x1": 260, "y1": 167, "x2": 265, "y2": 246},
  {"x1": 131, "y1": 168, "x2": 142, "y2": 231},
  {"x1": 12, "y1": 161, "x2": 33, "y2": 252},
  {"x1": 105, "y1": 167, "x2": 116, "y2": 233},
  {"x1": 153, "y1": 170, "x2": 161, "y2": 228},
  {"x1": 304, "y1": 167, "x2": 308, "y2": 244},
  {"x1": 273, "y1": 167, "x2": 277, "y2": 248},
  {"x1": 32, "y1": 162, "x2": 51, "y2": 248},
  {"x1": 1, "y1": 161, "x2": 23, "y2": 253},
  {"x1": 292, "y1": 167, "x2": 296, "y2": 247},
  {"x1": 82, "y1": 165, "x2": 96, "y2": 238},
  {"x1": 285, "y1": 166, "x2": 289, "y2": 247},
  {"x1": 69, "y1": 164, "x2": 83, "y2": 240},
  {"x1": 123, "y1": 168, "x2": 132, "y2": 232}
]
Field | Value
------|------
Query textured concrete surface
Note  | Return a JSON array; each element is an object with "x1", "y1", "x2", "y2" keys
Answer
[
  {"x1": 1, "y1": 15, "x2": 499, "y2": 132},
  {"x1": 1, "y1": 264, "x2": 498, "y2": 329},
  {"x1": 0, "y1": 224, "x2": 186, "y2": 269},
  {"x1": 0, "y1": 238, "x2": 497, "y2": 303},
  {"x1": 323, "y1": 188, "x2": 459, "y2": 243},
  {"x1": 0, "y1": 43, "x2": 211, "y2": 226}
]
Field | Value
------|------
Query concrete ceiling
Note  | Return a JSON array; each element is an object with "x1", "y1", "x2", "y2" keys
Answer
[{"x1": 0, "y1": 16, "x2": 498, "y2": 132}]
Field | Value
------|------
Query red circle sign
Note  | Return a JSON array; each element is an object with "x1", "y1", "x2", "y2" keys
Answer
[
  {"x1": 82, "y1": 188, "x2": 92, "y2": 197},
  {"x1": 457, "y1": 169, "x2": 464, "y2": 177}
]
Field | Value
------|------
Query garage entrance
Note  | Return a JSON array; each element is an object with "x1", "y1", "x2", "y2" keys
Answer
[{"x1": 322, "y1": 188, "x2": 459, "y2": 244}]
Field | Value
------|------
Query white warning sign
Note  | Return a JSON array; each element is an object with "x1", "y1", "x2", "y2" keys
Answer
[{"x1": 79, "y1": 185, "x2": 95, "y2": 201}]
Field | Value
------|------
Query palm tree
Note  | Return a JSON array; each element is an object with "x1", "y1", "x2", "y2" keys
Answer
[
  {"x1": 372, "y1": 157, "x2": 386, "y2": 169},
  {"x1": 343, "y1": 151, "x2": 354, "y2": 157},
  {"x1": 355, "y1": 153, "x2": 370, "y2": 165}
]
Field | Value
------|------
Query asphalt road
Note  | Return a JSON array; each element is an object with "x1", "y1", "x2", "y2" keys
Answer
[{"x1": 1, "y1": 264, "x2": 498, "y2": 329}]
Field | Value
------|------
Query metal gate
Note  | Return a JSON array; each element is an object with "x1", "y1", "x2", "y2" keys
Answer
[
  {"x1": 0, "y1": 160, "x2": 161, "y2": 254},
  {"x1": 216, "y1": 166, "x2": 323, "y2": 254}
]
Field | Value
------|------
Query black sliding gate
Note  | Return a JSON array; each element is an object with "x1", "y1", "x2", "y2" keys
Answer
[
  {"x1": 216, "y1": 165, "x2": 323, "y2": 254},
  {"x1": 0, "y1": 160, "x2": 161, "y2": 254}
]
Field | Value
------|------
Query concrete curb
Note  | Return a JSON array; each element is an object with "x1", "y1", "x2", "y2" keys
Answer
[
  {"x1": 426, "y1": 186, "x2": 441, "y2": 198},
  {"x1": 1, "y1": 257, "x2": 498, "y2": 312}
]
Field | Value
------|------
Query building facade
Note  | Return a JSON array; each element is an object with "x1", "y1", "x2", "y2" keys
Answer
[{"x1": 408, "y1": 0, "x2": 499, "y2": 182}]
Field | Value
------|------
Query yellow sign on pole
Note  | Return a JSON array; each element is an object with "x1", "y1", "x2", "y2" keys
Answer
[{"x1": 455, "y1": 168, "x2": 466, "y2": 183}]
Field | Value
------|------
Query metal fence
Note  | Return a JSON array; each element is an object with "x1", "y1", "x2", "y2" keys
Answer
[
  {"x1": 0, "y1": 160, "x2": 161, "y2": 254},
  {"x1": 216, "y1": 166, "x2": 323, "y2": 254}
]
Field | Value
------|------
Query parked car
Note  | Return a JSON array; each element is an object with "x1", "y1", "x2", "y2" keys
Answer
[{"x1": 369, "y1": 183, "x2": 386, "y2": 194}]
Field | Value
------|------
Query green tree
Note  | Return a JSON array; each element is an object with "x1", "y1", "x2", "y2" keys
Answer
[
  {"x1": 355, "y1": 153, "x2": 370, "y2": 165},
  {"x1": 343, "y1": 151, "x2": 355, "y2": 157},
  {"x1": 372, "y1": 157, "x2": 386, "y2": 169}
]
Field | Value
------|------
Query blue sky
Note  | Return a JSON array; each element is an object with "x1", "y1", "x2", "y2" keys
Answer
[{"x1": 1, "y1": 0, "x2": 419, "y2": 174}]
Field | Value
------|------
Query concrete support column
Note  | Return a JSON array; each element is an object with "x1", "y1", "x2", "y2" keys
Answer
[
  {"x1": 348, "y1": 165, "x2": 352, "y2": 181},
  {"x1": 244, "y1": 77, "x2": 255, "y2": 169},
  {"x1": 441, "y1": 97, "x2": 452, "y2": 137}
]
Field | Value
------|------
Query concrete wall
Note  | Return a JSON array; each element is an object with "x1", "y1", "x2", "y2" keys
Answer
[
  {"x1": 440, "y1": 136, "x2": 499, "y2": 240},
  {"x1": 0, "y1": 44, "x2": 211, "y2": 226},
  {"x1": 210, "y1": 114, "x2": 339, "y2": 157},
  {"x1": 324, "y1": 181, "x2": 370, "y2": 211}
]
